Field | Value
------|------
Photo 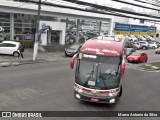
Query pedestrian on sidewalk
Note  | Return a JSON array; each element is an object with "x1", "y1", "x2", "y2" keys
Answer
[{"x1": 17, "y1": 46, "x2": 24, "y2": 59}]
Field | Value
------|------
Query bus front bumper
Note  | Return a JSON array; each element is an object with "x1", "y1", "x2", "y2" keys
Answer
[{"x1": 74, "y1": 91, "x2": 119, "y2": 104}]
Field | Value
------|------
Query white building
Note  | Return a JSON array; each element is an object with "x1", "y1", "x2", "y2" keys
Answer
[{"x1": 0, "y1": 0, "x2": 114, "y2": 46}]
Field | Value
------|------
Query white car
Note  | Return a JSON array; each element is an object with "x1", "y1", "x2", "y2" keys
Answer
[
  {"x1": 139, "y1": 41, "x2": 149, "y2": 49},
  {"x1": 133, "y1": 42, "x2": 141, "y2": 49},
  {"x1": 128, "y1": 35, "x2": 138, "y2": 42},
  {"x1": 148, "y1": 42, "x2": 158, "y2": 49},
  {"x1": 0, "y1": 41, "x2": 21, "y2": 56}
]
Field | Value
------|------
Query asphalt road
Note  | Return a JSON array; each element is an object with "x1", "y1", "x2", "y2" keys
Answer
[
  {"x1": 126, "y1": 49, "x2": 160, "y2": 69},
  {"x1": 0, "y1": 49, "x2": 160, "y2": 120},
  {"x1": 139, "y1": 49, "x2": 160, "y2": 62}
]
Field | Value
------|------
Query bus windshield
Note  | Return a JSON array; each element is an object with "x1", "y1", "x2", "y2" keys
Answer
[{"x1": 75, "y1": 54, "x2": 121, "y2": 90}]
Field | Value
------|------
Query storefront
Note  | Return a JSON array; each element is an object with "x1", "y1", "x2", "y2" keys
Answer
[{"x1": 0, "y1": 1, "x2": 113, "y2": 45}]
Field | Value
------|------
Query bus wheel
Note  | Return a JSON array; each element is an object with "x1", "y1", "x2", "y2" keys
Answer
[{"x1": 119, "y1": 85, "x2": 122, "y2": 97}]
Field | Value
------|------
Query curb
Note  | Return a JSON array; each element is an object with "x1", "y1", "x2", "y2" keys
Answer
[
  {"x1": 0, "y1": 60, "x2": 45, "y2": 67},
  {"x1": 0, "y1": 58, "x2": 69, "y2": 67},
  {"x1": 0, "y1": 62, "x2": 11, "y2": 67}
]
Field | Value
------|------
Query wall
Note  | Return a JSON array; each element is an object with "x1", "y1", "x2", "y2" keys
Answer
[
  {"x1": 113, "y1": 16, "x2": 129, "y2": 24},
  {"x1": 128, "y1": 18, "x2": 147, "y2": 25}
]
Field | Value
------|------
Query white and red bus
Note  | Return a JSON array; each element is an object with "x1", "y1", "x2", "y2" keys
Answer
[{"x1": 70, "y1": 36, "x2": 126, "y2": 104}]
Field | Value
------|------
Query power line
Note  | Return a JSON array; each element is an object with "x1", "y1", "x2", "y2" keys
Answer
[
  {"x1": 23, "y1": 0, "x2": 160, "y2": 22},
  {"x1": 51, "y1": 0, "x2": 87, "y2": 8},
  {"x1": 148, "y1": 0, "x2": 160, "y2": 4},
  {"x1": 60, "y1": 0, "x2": 160, "y2": 19},
  {"x1": 111, "y1": 0, "x2": 160, "y2": 11},
  {"x1": 133, "y1": 0, "x2": 160, "y2": 7},
  {"x1": 5, "y1": 0, "x2": 160, "y2": 23}
]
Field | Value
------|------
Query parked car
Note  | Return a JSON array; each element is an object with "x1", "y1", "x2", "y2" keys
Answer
[
  {"x1": 127, "y1": 35, "x2": 138, "y2": 42},
  {"x1": 148, "y1": 42, "x2": 158, "y2": 49},
  {"x1": 139, "y1": 41, "x2": 149, "y2": 49},
  {"x1": 143, "y1": 36, "x2": 152, "y2": 41},
  {"x1": 0, "y1": 41, "x2": 21, "y2": 56},
  {"x1": 155, "y1": 40, "x2": 160, "y2": 47},
  {"x1": 155, "y1": 47, "x2": 160, "y2": 54},
  {"x1": 133, "y1": 42, "x2": 141, "y2": 49},
  {"x1": 127, "y1": 51, "x2": 148, "y2": 63},
  {"x1": 64, "y1": 44, "x2": 82, "y2": 57},
  {"x1": 125, "y1": 41, "x2": 135, "y2": 48},
  {"x1": 145, "y1": 35, "x2": 154, "y2": 41},
  {"x1": 124, "y1": 48, "x2": 136, "y2": 58},
  {"x1": 84, "y1": 32, "x2": 99, "y2": 39},
  {"x1": 136, "y1": 35, "x2": 147, "y2": 41}
]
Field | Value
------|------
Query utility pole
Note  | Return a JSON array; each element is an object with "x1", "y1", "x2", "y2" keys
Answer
[
  {"x1": 76, "y1": 19, "x2": 80, "y2": 43},
  {"x1": 33, "y1": 0, "x2": 41, "y2": 61}
]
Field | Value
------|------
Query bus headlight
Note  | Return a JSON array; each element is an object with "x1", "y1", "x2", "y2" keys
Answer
[
  {"x1": 74, "y1": 85, "x2": 83, "y2": 93},
  {"x1": 78, "y1": 89, "x2": 83, "y2": 93},
  {"x1": 108, "y1": 92, "x2": 118, "y2": 97},
  {"x1": 109, "y1": 98, "x2": 116, "y2": 103},
  {"x1": 75, "y1": 94, "x2": 81, "y2": 99}
]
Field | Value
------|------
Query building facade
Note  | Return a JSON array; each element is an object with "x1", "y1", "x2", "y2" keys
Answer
[{"x1": 0, "y1": 0, "x2": 113, "y2": 45}]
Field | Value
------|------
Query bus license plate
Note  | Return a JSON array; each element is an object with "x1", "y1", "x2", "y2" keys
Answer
[{"x1": 91, "y1": 98, "x2": 99, "y2": 102}]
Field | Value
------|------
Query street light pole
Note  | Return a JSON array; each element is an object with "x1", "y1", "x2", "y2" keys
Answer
[{"x1": 33, "y1": 0, "x2": 41, "y2": 61}]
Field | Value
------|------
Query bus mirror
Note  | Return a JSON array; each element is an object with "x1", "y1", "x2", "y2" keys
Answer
[
  {"x1": 70, "y1": 54, "x2": 77, "y2": 69},
  {"x1": 120, "y1": 58, "x2": 125, "y2": 75}
]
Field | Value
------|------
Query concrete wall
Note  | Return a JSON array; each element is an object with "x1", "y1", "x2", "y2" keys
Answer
[
  {"x1": 113, "y1": 16, "x2": 129, "y2": 24},
  {"x1": 128, "y1": 18, "x2": 147, "y2": 25}
]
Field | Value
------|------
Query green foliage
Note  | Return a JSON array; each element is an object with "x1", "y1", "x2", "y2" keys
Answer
[{"x1": 16, "y1": 40, "x2": 34, "y2": 48}]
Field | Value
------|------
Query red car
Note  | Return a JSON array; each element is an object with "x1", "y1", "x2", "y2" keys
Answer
[
  {"x1": 127, "y1": 51, "x2": 148, "y2": 63},
  {"x1": 155, "y1": 47, "x2": 160, "y2": 54}
]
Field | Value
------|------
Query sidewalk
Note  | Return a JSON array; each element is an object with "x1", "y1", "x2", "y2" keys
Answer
[{"x1": 0, "y1": 48, "x2": 70, "y2": 67}]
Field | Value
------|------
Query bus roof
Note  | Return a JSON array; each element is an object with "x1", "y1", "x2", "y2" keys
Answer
[{"x1": 80, "y1": 39, "x2": 125, "y2": 56}]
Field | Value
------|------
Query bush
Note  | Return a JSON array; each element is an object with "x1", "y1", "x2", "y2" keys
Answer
[{"x1": 16, "y1": 40, "x2": 34, "y2": 48}]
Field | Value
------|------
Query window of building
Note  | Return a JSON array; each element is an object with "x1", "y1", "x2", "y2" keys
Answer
[
  {"x1": 40, "y1": 16, "x2": 57, "y2": 21},
  {"x1": 140, "y1": 19, "x2": 145, "y2": 24},
  {"x1": 14, "y1": 14, "x2": 36, "y2": 40},
  {"x1": 0, "y1": 12, "x2": 10, "y2": 41}
]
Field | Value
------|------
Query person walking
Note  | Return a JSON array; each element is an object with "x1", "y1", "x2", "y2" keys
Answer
[{"x1": 17, "y1": 45, "x2": 24, "y2": 59}]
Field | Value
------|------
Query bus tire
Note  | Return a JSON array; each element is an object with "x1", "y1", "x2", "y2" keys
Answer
[{"x1": 119, "y1": 85, "x2": 122, "y2": 97}]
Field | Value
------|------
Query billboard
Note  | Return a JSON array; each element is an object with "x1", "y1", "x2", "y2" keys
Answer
[
  {"x1": 114, "y1": 23, "x2": 156, "y2": 36},
  {"x1": 130, "y1": 25, "x2": 148, "y2": 32},
  {"x1": 114, "y1": 23, "x2": 130, "y2": 31},
  {"x1": 148, "y1": 27, "x2": 156, "y2": 32}
]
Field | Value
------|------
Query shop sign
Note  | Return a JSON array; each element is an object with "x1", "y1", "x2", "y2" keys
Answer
[
  {"x1": 81, "y1": 26, "x2": 94, "y2": 30},
  {"x1": 148, "y1": 27, "x2": 156, "y2": 32},
  {"x1": 130, "y1": 25, "x2": 148, "y2": 32},
  {"x1": 114, "y1": 23, "x2": 130, "y2": 31}
]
